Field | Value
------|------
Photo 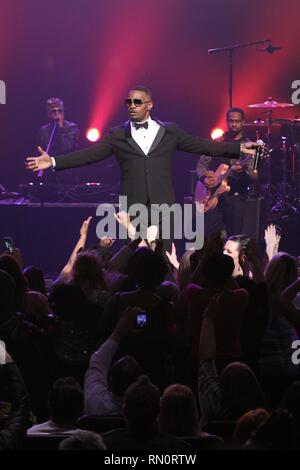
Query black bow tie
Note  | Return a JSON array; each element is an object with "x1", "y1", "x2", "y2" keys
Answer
[{"x1": 134, "y1": 121, "x2": 148, "y2": 130}]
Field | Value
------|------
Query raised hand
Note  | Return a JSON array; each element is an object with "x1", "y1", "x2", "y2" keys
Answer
[
  {"x1": 25, "y1": 147, "x2": 53, "y2": 172},
  {"x1": 100, "y1": 236, "x2": 115, "y2": 248},
  {"x1": 80, "y1": 216, "x2": 92, "y2": 237},
  {"x1": 165, "y1": 242, "x2": 179, "y2": 270},
  {"x1": 114, "y1": 211, "x2": 131, "y2": 229},
  {"x1": 114, "y1": 211, "x2": 136, "y2": 239},
  {"x1": 264, "y1": 224, "x2": 281, "y2": 261}
]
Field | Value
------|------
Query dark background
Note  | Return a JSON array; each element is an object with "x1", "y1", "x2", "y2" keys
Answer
[{"x1": 1, "y1": 0, "x2": 299, "y2": 197}]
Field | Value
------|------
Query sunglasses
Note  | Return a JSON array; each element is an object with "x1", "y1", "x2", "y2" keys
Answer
[{"x1": 124, "y1": 98, "x2": 151, "y2": 107}]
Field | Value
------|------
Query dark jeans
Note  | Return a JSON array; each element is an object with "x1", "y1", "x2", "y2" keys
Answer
[{"x1": 204, "y1": 194, "x2": 246, "y2": 238}]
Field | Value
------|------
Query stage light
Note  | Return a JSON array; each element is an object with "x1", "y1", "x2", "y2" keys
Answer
[
  {"x1": 86, "y1": 128, "x2": 101, "y2": 142},
  {"x1": 211, "y1": 128, "x2": 224, "y2": 140}
]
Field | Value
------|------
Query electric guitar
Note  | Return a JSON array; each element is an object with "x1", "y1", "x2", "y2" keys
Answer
[{"x1": 194, "y1": 154, "x2": 256, "y2": 213}]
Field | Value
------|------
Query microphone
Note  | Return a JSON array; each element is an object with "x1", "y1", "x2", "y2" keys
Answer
[
  {"x1": 208, "y1": 48, "x2": 223, "y2": 55},
  {"x1": 260, "y1": 42, "x2": 281, "y2": 54},
  {"x1": 253, "y1": 140, "x2": 264, "y2": 172}
]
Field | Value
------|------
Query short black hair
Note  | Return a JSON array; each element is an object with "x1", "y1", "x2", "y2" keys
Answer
[
  {"x1": 48, "y1": 377, "x2": 83, "y2": 425},
  {"x1": 109, "y1": 355, "x2": 142, "y2": 397},
  {"x1": 201, "y1": 253, "x2": 234, "y2": 288},
  {"x1": 131, "y1": 86, "x2": 152, "y2": 100},
  {"x1": 124, "y1": 375, "x2": 160, "y2": 437},
  {"x1": 127, "y1": 247, "x2": 168, "y2": 289},
  {"x1": 226, "y1": 107, "x2": 245, "y2": 120}
]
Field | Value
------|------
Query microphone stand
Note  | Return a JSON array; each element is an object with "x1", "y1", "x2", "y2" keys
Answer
[
  {"x1": 37, "y1": 121, "x2": 57, "y2": 206},
  {"x1": 37, "y1": 121, "x2": 57, "y2": 178},
  {"x1": 208, "y1": 39, "x2": 272, "y2": 107}
]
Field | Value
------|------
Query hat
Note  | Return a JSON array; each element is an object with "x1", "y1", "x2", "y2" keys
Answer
[{"x1": 46, "y1": 97, "x2": 64, "y2": 112}]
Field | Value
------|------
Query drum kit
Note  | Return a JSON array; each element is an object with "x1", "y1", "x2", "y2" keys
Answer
[{"x1": 245, "y1": 97, "x2": 300, "y2": 219}]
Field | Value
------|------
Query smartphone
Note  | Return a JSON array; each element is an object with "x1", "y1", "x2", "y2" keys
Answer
[
  {"x1": 136, "y1": 312, "x2": 147, "y2": 328},
  {"x1": 4, "y1": 237, "x2": 14, "y2": 254}
]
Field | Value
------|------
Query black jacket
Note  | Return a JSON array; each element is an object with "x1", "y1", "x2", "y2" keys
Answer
[
  {"x1": 55, "y1": 120, "x2": 240, "y2": 207},
  {"x1": 0, "y1": 363, "x2": 31, "y2": 450}
]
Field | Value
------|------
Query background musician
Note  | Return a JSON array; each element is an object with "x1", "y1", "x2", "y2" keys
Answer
[{"x1": 196, "y1": 107, "x2": 259, "y2": 236}]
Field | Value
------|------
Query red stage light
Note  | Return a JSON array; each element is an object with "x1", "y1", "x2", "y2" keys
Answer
[
  {"x1": 86, "y1": 128, "x2": 101, "y2": 142},
  {"x1": 211, "y1": 128, "x2": 224, "y2": 140}
]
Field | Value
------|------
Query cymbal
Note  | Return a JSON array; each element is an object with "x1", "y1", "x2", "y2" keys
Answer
[
  {"x1": 248, "y1": 97, "x2": 294, "y2": 109},
  {"x1": 244, "y1": 120, "x2": 280, "y2": 127},
  {"x1": 273, "y1": 118, "x2": 300, "y2": 124}
]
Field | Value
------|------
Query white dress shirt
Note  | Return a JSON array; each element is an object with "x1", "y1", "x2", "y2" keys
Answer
[
  {"x1": 51, "y1": 116, "x2": 160, "y2": 168},
  {"x1": 130, "y1": 116, "x2": 160, "y2": 156}
]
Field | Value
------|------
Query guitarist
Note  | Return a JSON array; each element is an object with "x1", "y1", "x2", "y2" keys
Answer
[{"x1": 196, "y1": 107, "x2": 258, "y2": 237}]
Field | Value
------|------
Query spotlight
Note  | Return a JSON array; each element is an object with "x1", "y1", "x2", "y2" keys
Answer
[
  {"x1": 211, "y1": 128, "x2": 224, "y2": 140},
  {"x1": 86, "y1": 128, "x2": 101, "y2": 142}
]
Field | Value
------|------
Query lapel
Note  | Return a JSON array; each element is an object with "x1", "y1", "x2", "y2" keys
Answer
[
  {"x1": 148, "y1": 118, "x2": 166, "y2": 154},
  {"x1": 124, "y1": 119, "x2": 167, "y2": 156},
  {"x1": 124, "y1": 120, "x2": 145, "y2": 155}
]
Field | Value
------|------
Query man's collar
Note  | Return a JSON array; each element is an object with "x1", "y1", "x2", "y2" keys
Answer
[{"x1": 130, "y1": 116, "x2": 152, "y2": 127}]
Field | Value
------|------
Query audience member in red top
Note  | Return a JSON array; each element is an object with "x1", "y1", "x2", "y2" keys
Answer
[{"x1": 175, "y1": 253, "x2": 248, "y2": 367}]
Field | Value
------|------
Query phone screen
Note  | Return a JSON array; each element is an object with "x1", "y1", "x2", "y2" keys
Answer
[
  {"x1": 4, "y1": 237, "x2": 14, "y2": 254},
  {"x1": 136, "y1": 312, "x2": 147, "y2": 328}
]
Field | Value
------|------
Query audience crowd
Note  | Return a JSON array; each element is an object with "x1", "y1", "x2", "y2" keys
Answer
[{"x1": 1, "y1": 216, "x2": 300, "y2": 450}]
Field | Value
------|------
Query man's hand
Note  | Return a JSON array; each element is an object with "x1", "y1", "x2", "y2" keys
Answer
[
  {"x1": 240, "y1": 141, "x2": 266, "y2": 156},
  {"x1": 231, "y1": 162, "x2": 243, "y2": 173},
  {"x1": 80, "y1": 216, "x2": 92, "y2": 238},
  {"x1": 56, "y1": 114, "x2": 64, "y2": 128},
  {"x1": 25, "y1": 147, "x2": 53, "y2": 172},
  {"x1": 111, "y1": 306, "x2": 140, "y2": 342},
  {"x1": 204, "y1": 171, "x2": 217, "y2": 188}
]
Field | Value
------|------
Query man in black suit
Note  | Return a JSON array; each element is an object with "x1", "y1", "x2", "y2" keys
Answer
[{"x1": 26, "y1": 86, "x2": 258, "y2": 244}]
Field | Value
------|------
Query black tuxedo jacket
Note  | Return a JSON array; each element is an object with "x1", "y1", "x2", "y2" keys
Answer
[{"x1": 55, "y1": 119, "x2": 240, "y2": 207}]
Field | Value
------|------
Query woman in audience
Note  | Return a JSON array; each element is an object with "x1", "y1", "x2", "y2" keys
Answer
[
  {"x1": 158, "y1": 384, "x2": 204, "y2": 437},
  {"x1": 233, "y1": 408, "x2": 270, "y2": 448},
  {"x1": 70, "y1": 251, "x2": 110, "y2": 310},
  {"x1": 175, "y1": 253, "x2": 248, "y2": 391},
  {"x1": 223, "y1": 234, "x2": 250, "y2": 278},
  {"x1": 0, "y1": 254, "x2": 52, "y2": 327},
  {"x1": 198, "y1": 294, "x2": 265, "y2": 426},
  {"x1": 259, "y1": 252, "x2": 300, "y2": 406}
]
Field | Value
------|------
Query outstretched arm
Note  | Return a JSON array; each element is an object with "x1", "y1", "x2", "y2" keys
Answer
[
  {"x1": 55, "y1": 216, "x2": 92, "y2": 283},
  {"x1": 174, "y1": 125, "x2": 259, "y2": 158},
  {"x1": 26, "y1": 131, "x2": 114, "y2": 173}
]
